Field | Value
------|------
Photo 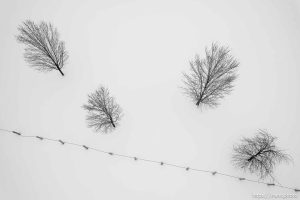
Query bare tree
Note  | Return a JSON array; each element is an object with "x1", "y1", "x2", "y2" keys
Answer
[
  {"x1": 83, "y1": 86, "x2": 122, "y2": 133},
  {"x1": 182, "y1": 43, "x2": 239, "y2": 107},
  {"x1": 16, "y1": 20, "x2": 68, "y2": 76},
  {"x1": 232, "y1": 130, "x2": 291, "y2": 179}
]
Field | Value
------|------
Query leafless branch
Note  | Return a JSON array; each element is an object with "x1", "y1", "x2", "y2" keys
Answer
[
  {"x1": 16, "y1": 20, "x2": 68, "y2": 76},
  {"x1": 83, "y1": 86, "x2": 122, "y2": 133},
  {"x1": 232, "y1": 130, "x2": 292, "y2": 179},
  {"x1": 182, "y1": 43, "x2": 239, "y2": 107}
]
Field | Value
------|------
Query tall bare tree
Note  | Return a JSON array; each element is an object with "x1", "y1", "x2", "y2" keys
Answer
[
  {"x1": 83, "y1": 86, "x2": 122, "y2": 133},
  {"x1": 182, "y1": 43, "x2": 239, "y2": 107},
  {"x1": 16, "y1": 20, "x2": 68, "y2": 76},
  {"x1": 232, "y1": 130, "x2": 291, "y2": 179}
]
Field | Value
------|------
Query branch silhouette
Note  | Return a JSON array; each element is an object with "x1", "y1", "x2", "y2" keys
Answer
[
  {"x1": 16, "y1": 20, "x2": 68, "y2": 76},
  {"x1": 183, "y1": 43, "x2": 239, "y2": 108},
  {"x1": 232, "y1": 130, "x2": 292, "y2": 179},
  {"x1": 83, "y1": 86, "x2": 122, "y2": 133}
]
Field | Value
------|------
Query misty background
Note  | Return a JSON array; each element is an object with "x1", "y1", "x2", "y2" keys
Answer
[{"x1": 0, "y1": 0, "x2": 300, "y2": 199}]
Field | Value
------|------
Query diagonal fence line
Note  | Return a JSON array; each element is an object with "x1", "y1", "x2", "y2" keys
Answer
[{"x1": 0, "y1": 128, "x2": 299, "y2": 192}]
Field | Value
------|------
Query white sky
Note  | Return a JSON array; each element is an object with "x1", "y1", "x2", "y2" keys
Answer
[{"x1": 0, "y1": 0, "x2": 300, "y2": 199}]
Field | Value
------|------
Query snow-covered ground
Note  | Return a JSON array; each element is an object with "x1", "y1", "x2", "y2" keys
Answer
[{"x1": 0, "y1": 0, "x2": 299, "y2": 199}]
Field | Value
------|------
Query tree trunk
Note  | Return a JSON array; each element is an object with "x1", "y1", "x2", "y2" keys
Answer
[
  {"x1": 111, "y1": 121, "x2": 116, "y2": 128},
  {"x1": 247, "y1": 150, "x2": 263, "y2": 161},
  {"x1": 196, "y1": 95, "x2": 203, "y2": 106},
  {"x1": 57, "y1": 66, "x2": 64, "y2": 76},
  {"x1": 109, "y1": 116, "x2": 116, "y2": 128},
  {"x1": 247, "y1": 156, "x2": 255, "y2": 162}
]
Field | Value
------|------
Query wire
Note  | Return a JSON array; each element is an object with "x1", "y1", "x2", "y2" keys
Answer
[
  {"x1": 0, "y1": 128, "x2": 299, "y2": 192},
  {"x1": 0, "y1": 128, "x2": 11, "y2": 132}
]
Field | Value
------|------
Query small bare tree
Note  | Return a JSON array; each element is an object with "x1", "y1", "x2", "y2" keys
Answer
[
  {"x1": 232, "y1": 130, "x2": 291, "y2": 179},
  {"x1": 182, "y1": 43, "x2": 239, "y2": 107},
  {"x1": 16, "y1": 20, "x2": 68, "y2": 76},
  {"x1": 83, "y1": 86, "x2": 122, "y2": 133}
]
